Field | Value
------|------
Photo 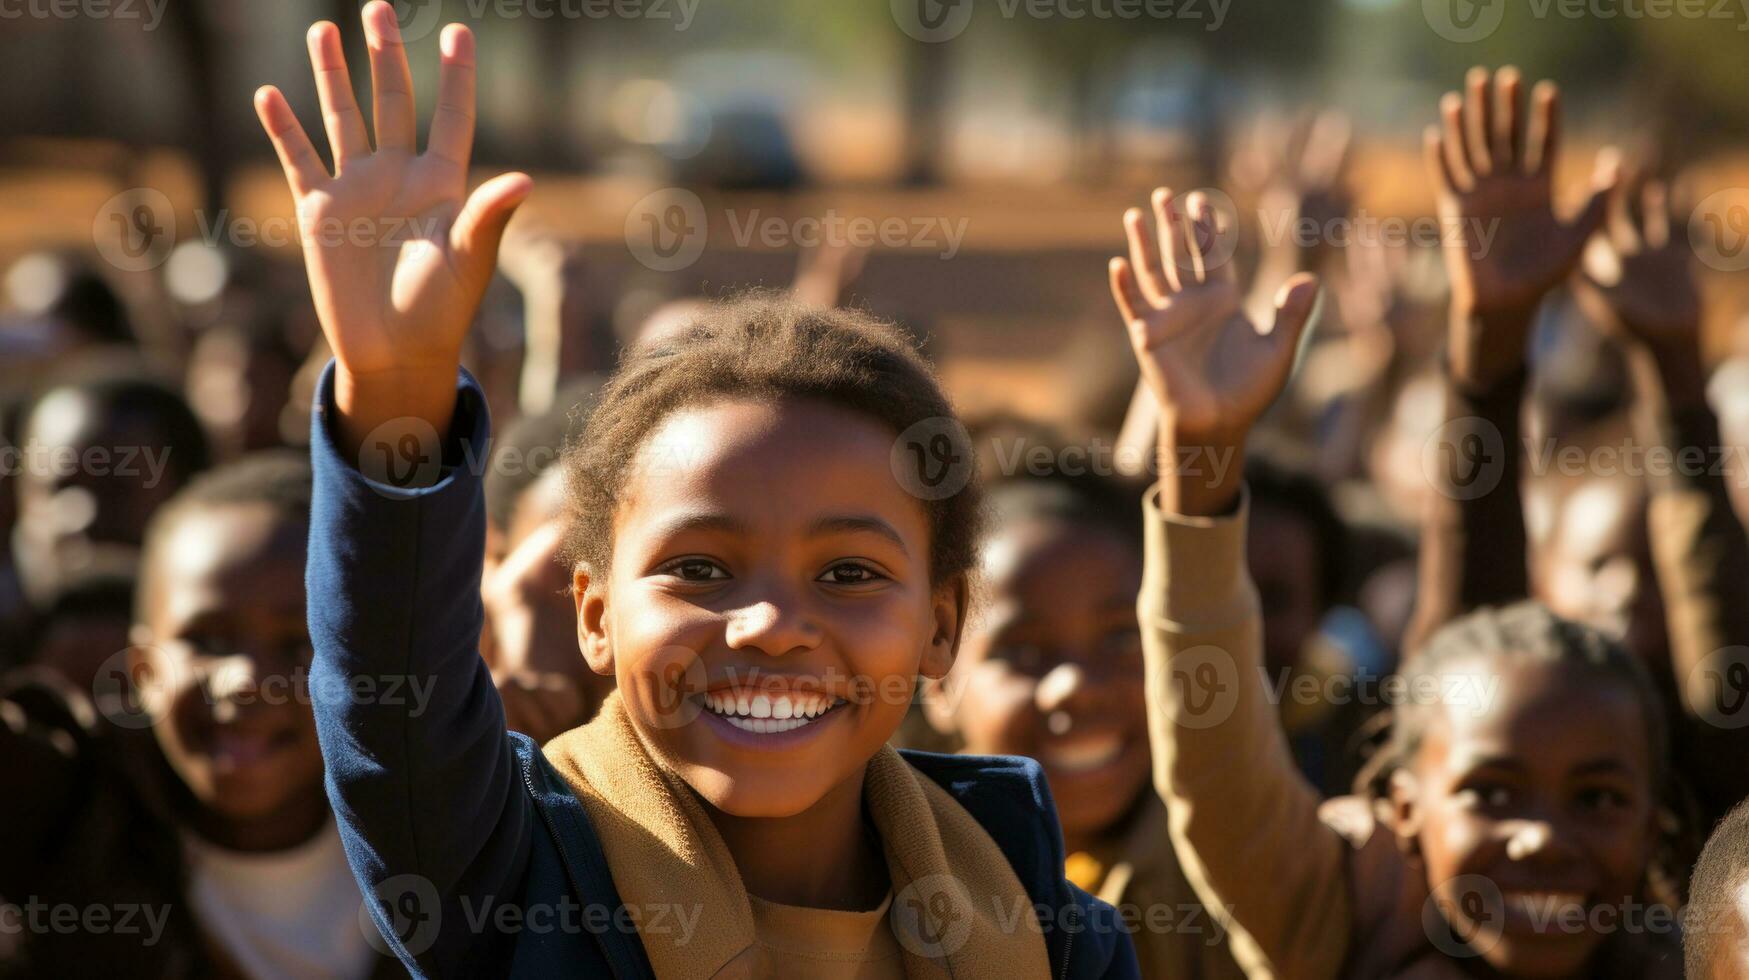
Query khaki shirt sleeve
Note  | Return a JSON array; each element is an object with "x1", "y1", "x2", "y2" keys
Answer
[{"x1": 1140, "y1": 485, "x2": 1353, "y2": 980}]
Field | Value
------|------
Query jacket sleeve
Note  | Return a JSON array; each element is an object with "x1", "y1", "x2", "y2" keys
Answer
[
  {"x1": 306, "y1": 361, "x2": 534, "y2": 977},
  {"x1": 1139, "y1": 487, "x2": 1353, "y2": 980}
]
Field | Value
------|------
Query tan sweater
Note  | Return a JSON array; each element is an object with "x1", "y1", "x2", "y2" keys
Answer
[{"x1": 1139, "y1": 488, "x2": 1682, "y2": 979}]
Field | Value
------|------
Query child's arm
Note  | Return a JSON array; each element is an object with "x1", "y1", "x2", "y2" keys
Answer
[
  {"x1": 1575, "y1": 179, "x2": 1749, "y2": 806},
  {"x1": 255, "y1": 5, "x2": 534, "y2": 972},
  {"x1": 1109, "y1": 189, "x2": 1351, "y2": 977},
  {"x1": 1404, "y1": 68, "x2": 1615, "y2": 650}
]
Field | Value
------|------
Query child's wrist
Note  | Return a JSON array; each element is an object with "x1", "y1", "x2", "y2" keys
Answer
[
  {"x1": 334, "y1": 360, "x2": 461, "y2": 484},
  {"x1": 1157, "y1": 427, "x2": 1244, "y2": 518}
]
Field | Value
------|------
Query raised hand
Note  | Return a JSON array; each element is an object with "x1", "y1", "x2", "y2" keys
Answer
[
  {"x1": 1108, "y1": 187, "x2": 1320, "y2": 515},
  {"x1": 253, "y1": 2, "x2": 530, "y2": 456},
  {"x1": 1232, "y1": 110, "x2": 1354, "y2": 273},
  {"x1": 1426, "y1": 67, "x2": 1616, "y2": 390}
]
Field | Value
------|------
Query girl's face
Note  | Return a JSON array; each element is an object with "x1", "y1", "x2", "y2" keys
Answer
[
  {"x1": 576, "y1": 397, "x2": 962, "y2": 818},
  {"x1": 936, "y1": 518, "x2": 1149, "y2": 847},
  {"x1": 1393, "y1": 655, "x2": 1658, "y2": 976}
]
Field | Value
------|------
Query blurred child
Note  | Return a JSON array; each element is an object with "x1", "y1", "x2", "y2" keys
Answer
[
  {"x1": 1115, "y1": 69, "x2": 1683, "y2": 977},
  {"x1": 0, "y1": 452, "x2": 390, "y2": 979},
  {"x1": 258, "y1": 5, "x2": 1136, "y2": 975},
  {"x1": 925, "y1": 467, "x2": 1245, "y2": 979},
  {"x1": 23, "y1": 566, "x2": 134, "y2": 691},
  {"x1": 1686, "y1": 798, "x2": 1749, "y2": 978},
  {"x1": 12, "y1": 357, "x2": 210, "y2": 602},
  {"x1": 481, "y1": 375, "x2": 614, "y2": 742},
  {"x1": 185, "y1": 305, "x2": 302, "y2": 460}
]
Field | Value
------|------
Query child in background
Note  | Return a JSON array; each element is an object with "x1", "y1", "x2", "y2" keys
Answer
[
  {"x1": 0, "y1": 452, "x2": 391, "y2": 980},
  {"x1": 925, "y1": 466, "x2": 1245, "y2": 979},
  {"x1": 258, "y1": 5, "x2": 1135, "y2": 975},
  {"x1": 12, "y1": 358, "x2": 211, "y2": 603},
  {"x1": 1118, "y1": 69, "x2": 1683, "y2": 977}
]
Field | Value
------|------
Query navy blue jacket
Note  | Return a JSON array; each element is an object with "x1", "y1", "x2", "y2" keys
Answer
[{"x1": 306, "y1": 364, "x2": 1140, "y2": 979}]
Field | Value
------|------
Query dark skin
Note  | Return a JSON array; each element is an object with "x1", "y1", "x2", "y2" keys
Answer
[
  {"x1": 572, "y1": 398, "x2": 964, "y2": 910},
  {"x1": 259, "y1": 2, "x2": 965, "y2": 913},
  {"x1": 128, "y1": 504, "x2": 328, "y2": 850},
  {"x1": 129, "y1": 504, "x2": 327, "y2": 853},
  {"x1": 1390, "y1": 655, "x2": 1658, "y2": 978},
  {"x1": 931, "y1": 517, "x2": 1149, "y2": 855}
]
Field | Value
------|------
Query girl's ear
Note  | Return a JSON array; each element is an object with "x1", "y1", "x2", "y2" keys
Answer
[
  {"x1": 1388, "y1": 768, "x2": 1425, "y2": 861},
  {"x1": 573, "y1": 564, "x2": 613, "y2": 676},
  {"x1": 920, "y1": 573, "x2": 969, "y2": 681}
]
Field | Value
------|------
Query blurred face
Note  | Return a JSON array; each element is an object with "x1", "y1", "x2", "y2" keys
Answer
[
  {"x1": 1247, "y1": 505, "x2": 1324, "y2": 676},
  {"x1": 17, "y1": 389, "x2": 186, "y2": 588},
  {"x1": 1534, "y1": 481, "x2": 1663, "y2": 662},
  {"x1": 131, "y1": 504, "x2": 322, "y2": 827},
  {"x1": 187, "y1": 331, "x2": 296, "y2": 457},
  {"x1": 1395, "y1": 656, "x2": 1657, "y2": 977},
  {"x1": 941, "y1": 518, "x2": 1149, "y2": 847},
  {"x1": 577, "y1": 398, "x2": 960, "y2": 819}
]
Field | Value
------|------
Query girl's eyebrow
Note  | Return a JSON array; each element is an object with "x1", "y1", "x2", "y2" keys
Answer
[
  {"x1": 1569, "y1": 758, "x2": 1634, "y2": 777},
  {"x1": 807, "y1": 515, "x2": 909, "y2": 555},
  {"x1": 647, "y1": 511, "x2": 747, "y2": 540}
]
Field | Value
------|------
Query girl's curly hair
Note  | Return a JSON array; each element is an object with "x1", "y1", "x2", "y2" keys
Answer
[{"x1": 561, "y1": 292, "x2": 982, "y2": 588}]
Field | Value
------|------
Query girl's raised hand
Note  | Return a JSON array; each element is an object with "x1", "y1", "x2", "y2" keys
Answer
[
  {"x1": 1426, "y1": 67, "x2": 1615, "y2": 389},
  {"x1": 1108, "y1": 188, "x2": 1320, "y2": 514},
  {"x1": 254, "y1": 2, "x2": 530, "y2": 455}
]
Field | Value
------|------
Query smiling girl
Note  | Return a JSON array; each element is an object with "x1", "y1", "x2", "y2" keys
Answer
[{"x1": 259, "y1": 4, "x2": 1135, "y2": 977}]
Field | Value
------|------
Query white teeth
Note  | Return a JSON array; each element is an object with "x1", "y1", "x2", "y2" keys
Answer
[
  {"x1": 701, "y1": 689, "x2": 839, "y2": 733},
  {"x1": 1041, "y1": 735, "x2": 1126, "y2": 774}
]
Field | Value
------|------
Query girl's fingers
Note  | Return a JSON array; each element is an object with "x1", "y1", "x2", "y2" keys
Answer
[
  {"x1": 1266, "y1": 273, "x2": 1320, "y2": 385},
  {"x1": 1492, "y1": 66, "x2": 1522, "y2": 171},
  {"x1": 1524, "y1": 81, "x2": 1560, "y2": 176},
  {"x1": 306, "y1": 22, "x2": 369, "y2": 169},
  {"x1": 1184, "y1": 192, "x2": 1209, "y2": 285},
  {"x1": 1153, "y1": 187, "x2": 1186, "y2": 292},
  {"x1": 1463, "y1": 67, "x2": 1494, "y2": 178},
  {"x1": 427, "y1": 23, "x2": 477, "y2": 170},
  {"x1": 1200, "y1": 198, "x2": 1237, "y2": 285},
  {"x1": 1124, "y1": 207, "x2": 1168, "y2": 303},
  {"x1": 1440, "y1": 93, "x2": 1476, "y2": 192},
  {"x1": 1108, "y1": 257, "x2": 1147, "y2": 328},
  {"x1": 1606, "y1": 164, "x2": 1641, "y2": 253},
  {"x1": 451, "y1": 172, "x2": 534, "y2": 284},
  {"x1": 253, "y1": 86, "x2": 327, "y2": 194},
  {"x1": 1423, "y1": 126, "x2": 1460, "y2": 196},
  {"x1": 364, "y1": 1, "x2": 418, "y2": 153}
]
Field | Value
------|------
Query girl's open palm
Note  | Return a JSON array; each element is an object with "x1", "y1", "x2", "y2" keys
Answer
[
  {"x1": 1108, "y1": 188, "x2": 1320, "y2": 449},
  {"x1": 1426, "y1": 67, "x2": 1613, "y2": 319},
  {"x1": 253, "y1": 1, "x2": 530, "y2": 379}
]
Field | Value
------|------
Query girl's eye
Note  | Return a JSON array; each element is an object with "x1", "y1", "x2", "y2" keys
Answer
[
  {"x1": 1576, "y1": 786, "x2": 1631, "y2": 812},
  {"x1": 1461, "y1": 782, "x2": 1515, "y2": 809},
  {"x1": 663, "y1": 559, "x2": 728, "y2": 582},
  {"x1": 818, "y1": 562, "x2": 884, "y2": 586}
]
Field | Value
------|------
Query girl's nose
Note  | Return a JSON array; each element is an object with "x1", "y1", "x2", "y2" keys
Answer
[
  {"x1": 1503, "y1": 821, "x2": 1569, "y2": 863},
  {"x1": 724, "y1": 600, "x2": 821, "y2": 657},
  {"x1": 1035, "y1": 662, "x2": 1089, "y2": 716}
]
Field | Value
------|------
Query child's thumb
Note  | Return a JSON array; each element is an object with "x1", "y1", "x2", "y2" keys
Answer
[
  {"x1": 453, "y1": 172, "x2": 534, "y2": 282},
  {"x1": 1270, "y1": 272, "x2": 1321, "y2": 353}
]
